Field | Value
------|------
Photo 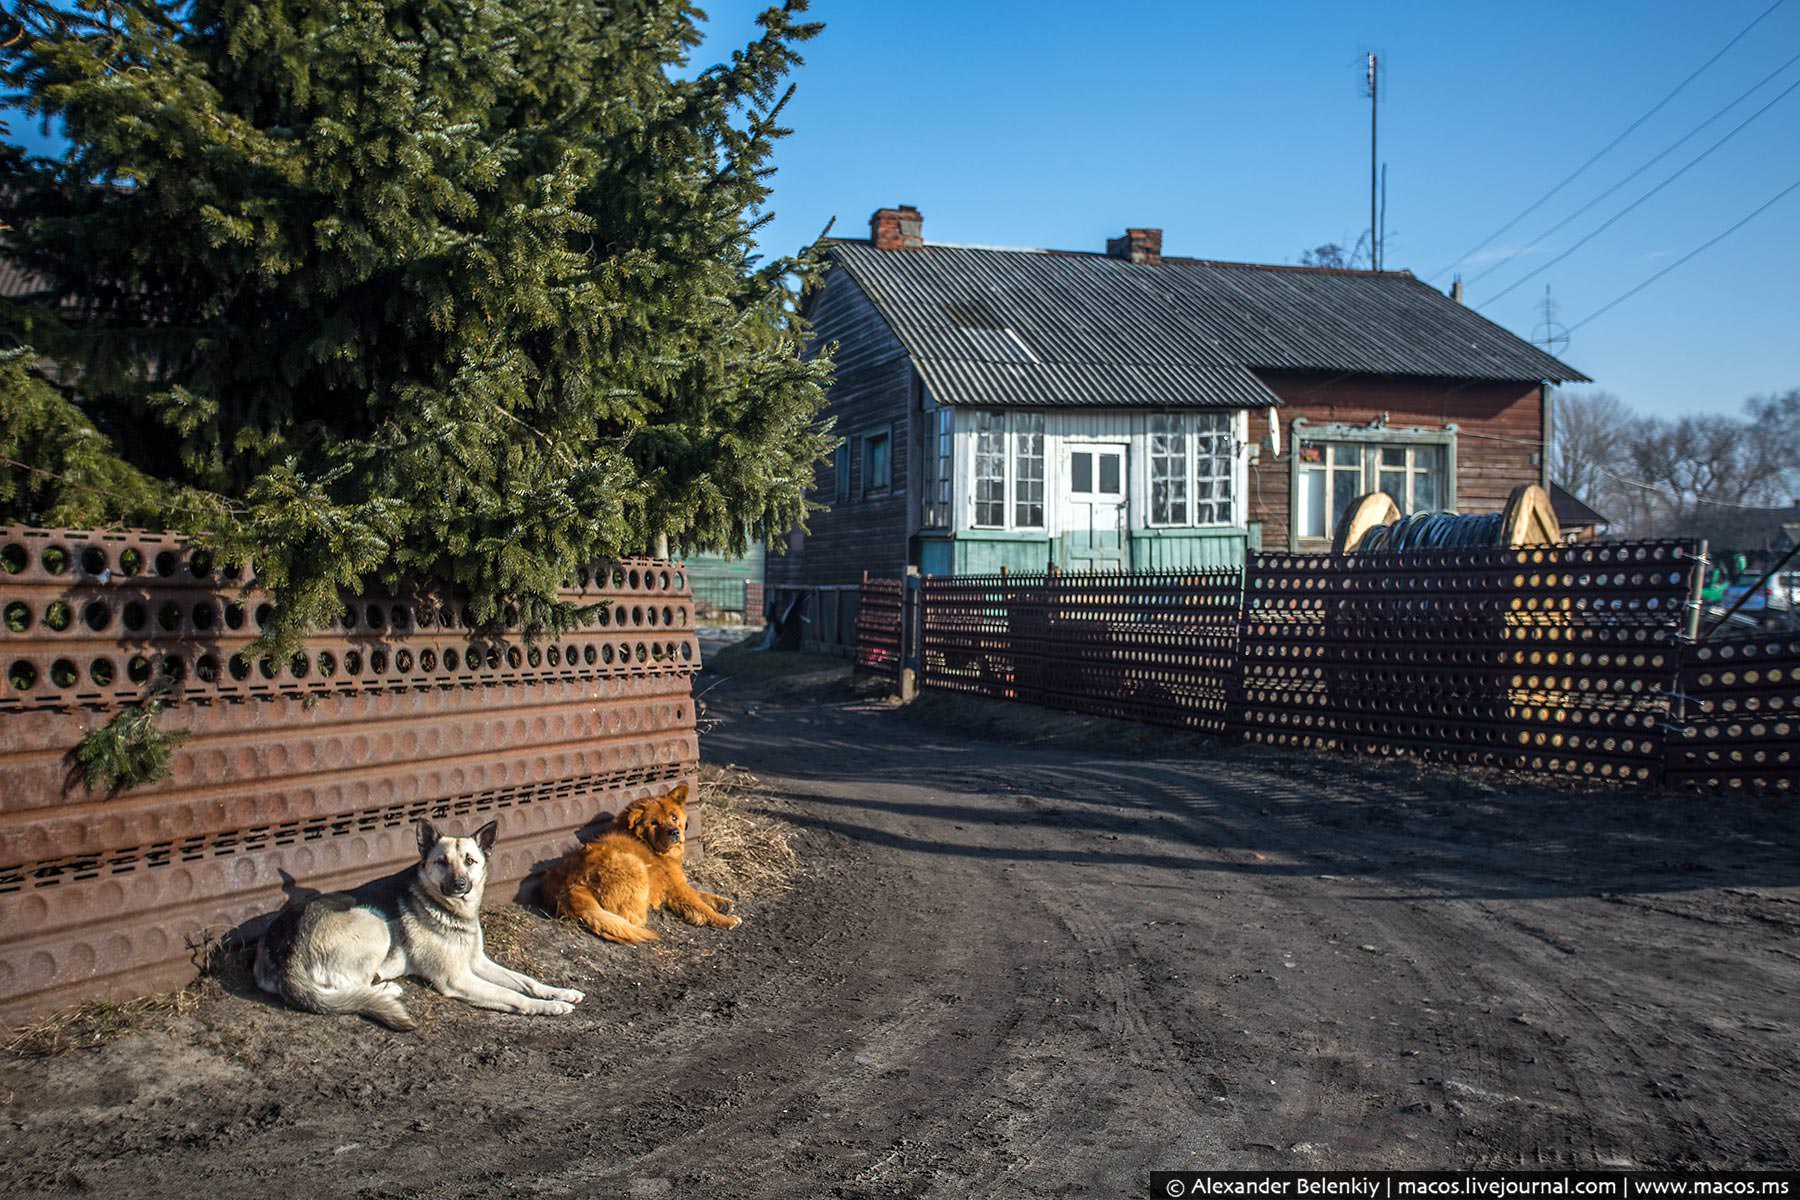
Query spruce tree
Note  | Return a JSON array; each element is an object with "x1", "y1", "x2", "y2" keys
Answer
[{"x1": 2, "y1": 0, "x2": 835, "y2": 647}]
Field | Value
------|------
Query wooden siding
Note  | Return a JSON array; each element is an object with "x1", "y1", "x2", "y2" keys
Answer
[
  {"x1": 1247, "y1": 372, "x2": 1545, "y2": 552},
  {"x1": 1131, "y1": 528, "x2": 1251, "y2": 570},
  {"x1": 769, "y1": 271, "x2": 914, "y2": 586}
]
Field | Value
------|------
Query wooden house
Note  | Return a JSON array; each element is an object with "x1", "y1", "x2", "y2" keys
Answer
[{"x1": 769, "y1": 207, "x2": 1586, "y2": 590}]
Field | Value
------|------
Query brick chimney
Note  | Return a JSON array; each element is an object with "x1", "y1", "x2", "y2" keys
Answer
[
  {"x1": 870, "y1": 205, "x2": 923, "y2": 251},
  {"x1": 1106, "y1": 227, "x2": 1163, "y2": 265}
]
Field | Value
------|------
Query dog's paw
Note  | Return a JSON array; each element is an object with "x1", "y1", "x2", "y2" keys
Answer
[
  {"x1": 708, "y1": 895, "x2": 734, "y2": 913},
  {"x1": 553, "y1": 987, "x2": 585, "y2": 1004},
  {"x1": 718, "y1": 914, "x2": 742, "y2": 929},
  {"x1": 541, "y1": 999, "x2": 576, "y2": 1016}
]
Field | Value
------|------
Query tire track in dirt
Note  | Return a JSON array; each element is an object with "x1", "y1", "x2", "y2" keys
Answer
[{"x1": 4, "y1": 669, "x2": 1796, "y2": 1196}]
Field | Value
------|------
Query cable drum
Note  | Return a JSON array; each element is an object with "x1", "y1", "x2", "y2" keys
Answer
[
  {"x1": 1333, "y1": 483, "x2": 1563, "y2": 554},
  {"x1": 1357, "y1": 511, "x2": 1506, "y2": 552}
]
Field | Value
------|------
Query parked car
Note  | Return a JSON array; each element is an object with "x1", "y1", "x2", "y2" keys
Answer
[{"x1": 1713, "y1": 570, "x2": 1794, "y2": 629}]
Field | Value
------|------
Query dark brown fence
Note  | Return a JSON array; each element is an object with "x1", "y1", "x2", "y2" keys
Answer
[
  {"x1": 853, "y1": 575, "x2": 903, "y2": 682},
  {"x1": 765, "y1": 582, "x2": 861, "y2": 656},
  {"x1": 1, "y1": 526, "x2": 699, "y2": 1027},
  {"x1": 1665, "y1": 630, "x2": 1799, "y2": 793},
  {"x1": 1238, "y1": 542, "x2": 1696, "y2": 784},
  {"x1": 918, "y1": 568, "x2": 1243, "y2": 733},
  {"x1": 853, "y1": 540, "x2": 1800, "y2": 794}
]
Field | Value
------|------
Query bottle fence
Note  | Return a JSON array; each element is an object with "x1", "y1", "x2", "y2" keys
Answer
[{"x1": 860, "y1": 541, "x2": 1796, "y2": 794}]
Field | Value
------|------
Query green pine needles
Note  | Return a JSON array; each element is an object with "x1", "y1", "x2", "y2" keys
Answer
[
  {"x1": 2, "y1": 0, "x2": 837, "y2": 651},
  {"x1": 73, "y1": 698, "x2": 190, "y2": 793}
]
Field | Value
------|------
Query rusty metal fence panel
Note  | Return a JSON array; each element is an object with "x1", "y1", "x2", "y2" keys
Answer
[
  {"x1": 1, "y1": 526, "x2": 699, "y2": 1027},
  {"x1": 918, "y1": 569, "x2": 1244, "y2": 733},
  {"x1": 1236, "y1": 542, "x2": 1698, "y2": 783},
  {"x1": 853, "y1": 575, "x2": 903, "y2": 682},
  {"x1": 1666, "y1": 631, "x2": 1800, "y2": 793}
]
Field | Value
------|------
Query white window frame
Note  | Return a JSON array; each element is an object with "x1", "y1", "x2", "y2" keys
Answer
[
  {"x1": 921, "y1": 405, "x2": 953, "y2": 529},
  {"x1": 1148, "y1": 413, "x2": 1189, "y2": 527},
  {"x1": 1011, "y1": 412, "x2": 1046, "y2": 530},
  {"x1": 971, "y1": 410, "x2": 1007, "y2": 529},
  {"x1": 1147, "y1": 411, "x2": 1237, "y2": 529}
]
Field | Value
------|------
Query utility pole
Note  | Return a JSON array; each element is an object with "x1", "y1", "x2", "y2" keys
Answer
[{"x1": 1366, "y1": 52, "x2": 1379, "y2": 271}]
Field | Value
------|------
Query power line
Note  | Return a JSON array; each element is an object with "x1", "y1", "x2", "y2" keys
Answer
[
  {"x1": 1429, "y1": 0, "x2": 1786, "y2": 281},
  {"x1": 1565, "y1": 173, "x2": 1800, "y2": 333},
  {"x1": 1475, "y1": 72, "x2": 1800, "y2": 309},
  {"x1": 1591, "y1": 462, "x2": 1800, "y2": 512},
  {"x1": 1464, "y1": 46, "x2": 1800, "y2": 289}
]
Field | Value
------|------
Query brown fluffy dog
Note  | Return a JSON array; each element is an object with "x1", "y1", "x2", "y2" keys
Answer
[{"x1": 539, "y1": 784, "x2": 740, "y2": 944}]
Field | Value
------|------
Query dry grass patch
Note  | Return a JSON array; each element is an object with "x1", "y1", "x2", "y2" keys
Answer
[
  {"x1": 3, "y1": 988, "x2": 206, "y2": 1059},
  {"x1": 690, "y1": 763, "x2": 799, "y2": 899},
  {"x1": 2, "y1": 934, "x2": 243, "y2": 1059},
  {"x1": 480, "y1": 903, "x2": 545, "y2": 976}
]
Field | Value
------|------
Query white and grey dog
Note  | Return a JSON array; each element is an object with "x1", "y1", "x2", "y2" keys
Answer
[{"x1": 254, "y1": 818, "x2": 584, "y2": 1030}]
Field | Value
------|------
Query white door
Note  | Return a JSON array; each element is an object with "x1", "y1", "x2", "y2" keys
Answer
[{"x1": 1061, "y1": 443, "x2": 1129, "y2": 572}]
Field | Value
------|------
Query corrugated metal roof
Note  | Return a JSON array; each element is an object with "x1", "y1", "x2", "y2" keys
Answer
[
  {"x1": 827, "y1": 241, "x2": 1588, "y2": 409},
  {"x1": 914, "y1": 359, "x2": 1281, "y2": 409},
  {"x1": 0, "y1": 253, "x2": 54, "y2": 300}
]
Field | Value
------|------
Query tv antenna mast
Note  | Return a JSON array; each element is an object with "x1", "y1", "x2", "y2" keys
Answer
[
  {"x1": 1365, "y1": 52, "x2": 1381, "y2": 271},
  {"x1": 1532, "y1": 285, "x2": 1570, "y2": 355}
]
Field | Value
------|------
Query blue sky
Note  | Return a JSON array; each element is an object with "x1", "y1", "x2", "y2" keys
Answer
[
  {"x1": 694, "y1": 0, "x2": 1800, "y2": 420},
  {"x1": 8, "y1": 1, "x2": 1796, "y2": 421}
]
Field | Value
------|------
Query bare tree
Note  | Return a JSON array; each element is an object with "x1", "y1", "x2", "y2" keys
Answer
[
  {"x1": 1299, "y1": 243, "x2": 1350, "y2": 268},
  {"x1": 1298, "y1": 233, "x2": 1372, "y2": 270},
  {"x1": 1552, "y1": 389, "x2": 1800, "y2": 545},
  {"x1": 1550, "y1": 389, "x2": 1633, "y2": 510}
]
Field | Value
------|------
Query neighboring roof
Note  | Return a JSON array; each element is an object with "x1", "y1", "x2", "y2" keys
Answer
[
  {"x1": 0, "y1": 252, "x2": 54, "y2": 301},
  {"x1": 825, "y1": 240, "x2": 1589, "y2": 409},
  {"x1": 1550, "y1": 481, "x2": 1610, "y2": 528}
]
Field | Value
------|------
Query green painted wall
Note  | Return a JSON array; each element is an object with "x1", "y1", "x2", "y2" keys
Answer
[
  {"x1": 1128, "y1": 528, "x2": 1250, "y2": 571},
  {"x1": 680, "y1": 547, "x2": 764, "y2": 583},
  {"x1": 951, "y1": 532, "x2": 1058, "y2": 577},
  {"x1": 680, "y1": 547, "x2": 764, "y2": 612},
  {"x1": 935, "y1": 528, "x2": 1250, "y2": 576}
]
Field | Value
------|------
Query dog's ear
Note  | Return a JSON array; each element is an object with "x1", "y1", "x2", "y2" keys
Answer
[
  {"x1": 473, "y1": 820, "x2": 498, "y2": 853},
  {"x1": 622, "y1": 800, "x2": 650, "y2": 837},
  {"x1": 415, "y1": 818, "x2": 439, "y2": 859},
  {"x1": 665, "y1": 783, "x2": 689, "y2": 807}
]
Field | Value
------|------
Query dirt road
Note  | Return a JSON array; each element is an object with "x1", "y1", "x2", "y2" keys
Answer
[{"x1": 3, "y1": 654, "x2": 1797, "y2": 1197}]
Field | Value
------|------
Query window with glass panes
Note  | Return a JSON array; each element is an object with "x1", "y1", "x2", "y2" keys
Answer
[
  {"x1": 921, "y1": 407, "x2": 953, "y2": 528},
  {"x1": 1149, "y1": 414, "x2": 1188, "y2": 524},
  {"x1": 972, "y1": 411, "x2": 1006, "y2": 528},
  {"x1": 1012, "y1": 413, "x2": 1045, "y2": 528},
  {"x1": 1296, "y1": 439, "x2": 1449, "y2": 540},
  {"x1": 1375, "y1": 444, "x2": 1445, "y2": 513},
  {"x1": 862, "y1": 428, "x2": 891, "y2": 493},
  {"x1": 1149, "y1": 412, "x2": 1234, "y2": 526},
  {"x1": 1192, "y1": 413, "x2": 1233, "y2": 524}
]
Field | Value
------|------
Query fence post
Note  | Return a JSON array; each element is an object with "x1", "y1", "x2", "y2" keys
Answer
[
  {"x1": 1681, "y1": 539, "x2": 1709, "y2": 644},
  {"x1": 899, "y1": 565, "x2": 921, "y2": 701}
]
